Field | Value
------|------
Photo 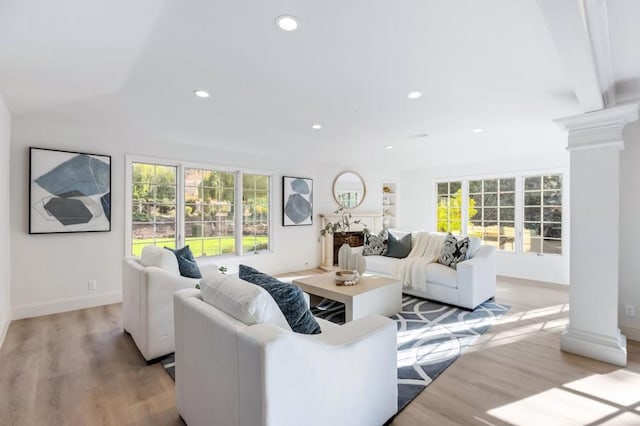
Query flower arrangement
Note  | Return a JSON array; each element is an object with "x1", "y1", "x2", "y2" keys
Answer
[{"x1": 319, "y1": 207, "x2": 369, "y2": 241}]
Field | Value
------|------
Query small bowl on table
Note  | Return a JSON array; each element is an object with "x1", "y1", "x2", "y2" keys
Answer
[{"x1": 335, "y1": 270, "x2": 360, "y2": 286}]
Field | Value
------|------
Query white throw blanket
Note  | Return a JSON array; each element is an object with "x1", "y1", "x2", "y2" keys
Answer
[{"x1": 392, "y1": 231, "x2": 447, "y2": 290}]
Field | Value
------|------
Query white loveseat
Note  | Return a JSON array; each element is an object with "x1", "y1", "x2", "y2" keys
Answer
[
  {"x1": 173, "y1": 278, "x2": 398, "y2": 426},
  {"x1": 348, "y1": 231, "x2": 496, "y2": 310},
  {"x1": 122, "y1": 245, "x2": 218, "y2": 361}
]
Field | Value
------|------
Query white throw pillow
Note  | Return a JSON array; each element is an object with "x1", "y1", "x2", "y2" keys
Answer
[
  {"x1": 200, "y1": 272, "x2": 292, "y2": 331},
  {"x1": 466, "y1": 236, "x2": 482, "y2": 259},
  {"x1": 140, "y1": 245, "x2": 180, "y2": 275}
]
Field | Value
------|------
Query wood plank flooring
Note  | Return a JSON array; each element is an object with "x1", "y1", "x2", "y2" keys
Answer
[{"x1": 1, "y1": 275, "x2": 638, "y2": 425}]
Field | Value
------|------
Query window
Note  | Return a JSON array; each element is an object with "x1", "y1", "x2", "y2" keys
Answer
[
  {"x1": 436, "y1": 181, "x2": 462, "y2": 234},
  {"x1": 131, "y1": 163, "x2": 177, "y2": 256},
  {"x1": 434, "y1": 172, "x2": 563, "y2": 255},
  {"x1": 128, "y1": 158, "x2": 271, "y2": 257},
  {"x1": 468, "y1": 178, "x2": 515, "y2": 251},
  {"x1": 523, "y1": 174, "x2": 562, "y2": 254},
  {"x1": 242, "y1": 174, "x2": 270, "y2": 253},
  {"x1": 184, "y1": 168, "x2": 236, "y2": 257}
]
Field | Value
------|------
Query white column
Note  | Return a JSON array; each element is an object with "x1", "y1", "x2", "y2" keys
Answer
[
  {"x1": 319, "y1": 214, "x2": 335, "y2": 271},
  {"x1": 554, "y1": 104, "x2": 638, "y2": 366}
]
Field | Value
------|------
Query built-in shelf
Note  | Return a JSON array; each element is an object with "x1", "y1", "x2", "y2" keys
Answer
[{"x1": 382, "y1": 181, "x2": 397, "y2": 229}]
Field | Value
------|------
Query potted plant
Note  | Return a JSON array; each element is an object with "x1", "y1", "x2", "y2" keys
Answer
[{"x1": 319, "y1": 207, "x2": 368, "y2": 241}]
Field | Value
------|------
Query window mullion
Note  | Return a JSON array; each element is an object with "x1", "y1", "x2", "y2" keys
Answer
[
  {"x1": 515, "y1": 175, "x2": 523, "y2": 254},
  {"x1": 177, "y1": 164, "x2": 185, "y2": 248},
  {"x1": 235, "y1": 171, "x2": 243, "y2": 256}
]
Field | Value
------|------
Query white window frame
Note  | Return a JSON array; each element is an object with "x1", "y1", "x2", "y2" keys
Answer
[
  {"x1": 435, "y1": 180, "x2": 464, "y2": 235},
  {"x1": 521, "y1": 172, "x2": 564, "y2": 257},
  {"x1": 433, "y1": 168, "x2": 565, "y2": 256},
  {"x1": 467, "y1": 177, "x2": 517, "y2": 252},
  {"x1": 125, "y1": 154, "x2": 274, "y2": 258}
]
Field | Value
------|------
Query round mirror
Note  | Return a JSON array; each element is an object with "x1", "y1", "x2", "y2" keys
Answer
[{"x1": 333, "y1": 171, "x2": 366, "y2": 208}]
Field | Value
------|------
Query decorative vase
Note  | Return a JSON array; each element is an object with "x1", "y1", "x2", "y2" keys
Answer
[
  {"x1": 337, "y1": 243, "x2": 351, "y2": 270},
  {"x1": 354, "y1": 254, "x2": 366, "y2": 276}
]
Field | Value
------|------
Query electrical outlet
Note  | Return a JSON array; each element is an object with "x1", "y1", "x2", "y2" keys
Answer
[
  {"x1": 625, "y1": 304, "x2": 636, "y2": 317},
  {"x1": 88, "y1": 280, "x2": 97, "y2": 291}
]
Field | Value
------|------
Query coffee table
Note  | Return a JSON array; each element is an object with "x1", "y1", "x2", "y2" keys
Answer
[{"x1": 293, "y1": 272, "x2": 402, "y2": 322}]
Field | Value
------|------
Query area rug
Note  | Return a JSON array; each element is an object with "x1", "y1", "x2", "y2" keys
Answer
[{"x1": 160, "y1": 296, "x2": 509, "y2": 414}]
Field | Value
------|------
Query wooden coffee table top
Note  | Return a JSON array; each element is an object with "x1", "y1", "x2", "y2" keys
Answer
[{"x1": 293, "y1": 272, "x2": 399, "y2": 299}]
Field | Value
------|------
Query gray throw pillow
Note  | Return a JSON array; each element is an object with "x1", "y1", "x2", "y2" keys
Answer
[
  {"x1": 239, "y1": 265, "x2": 321, "y2": 335},
  {"x1": 164, "y1": 245, "x2": 202, "y2": 278},
  {"x1": 437, "y1": 234, "x2": 469, "y2": 270},
  {"x1": 363, "y1": 229, "x2": 388, "y2": 256},
  {"x1": 384, "y1": 232, "x2": 412, "y2": 259}
]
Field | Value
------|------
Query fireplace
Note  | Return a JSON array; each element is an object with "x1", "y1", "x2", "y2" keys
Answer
[
  {"x1": 332, "y1": 232, "x2": 365, "y2": 265},
  {"x1": 319, "y1": 212, "x2": 383, "y2": 270}
]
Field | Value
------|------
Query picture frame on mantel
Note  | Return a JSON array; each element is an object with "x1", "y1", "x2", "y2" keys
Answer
[
  {"x1": 282, "y1": 176, "x2": 313, "y2": 226},
  {"x1": 29, "y1": 147, "x2": 112, "y2": 234}
]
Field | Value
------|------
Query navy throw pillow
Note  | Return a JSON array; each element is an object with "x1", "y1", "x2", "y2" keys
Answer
[
  {"x1": 239, "y1": 265, "x2": 321, "y2": 335},
  {"x1": 165, "y1": 245, "x2": 202, "y2": 279},
  {"x1": 384, "y1": 232, "x2": 412, "y2": 258}
]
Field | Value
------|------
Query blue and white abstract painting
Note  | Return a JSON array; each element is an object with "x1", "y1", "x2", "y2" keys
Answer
[
  {"x1": 283, "y1": 176, "x2": 313, "y2": 226},
  {"x1": 29, "y1": 147, "x2": 111, "y2": 233}
]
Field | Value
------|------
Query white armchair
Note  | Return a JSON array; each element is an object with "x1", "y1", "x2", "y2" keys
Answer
[
  {"x1": 174, "y1": 285, "x2": 398, "y2": 426},
  {"x1": 122, "y1": 245, "x2": 217, "y2": 362}
]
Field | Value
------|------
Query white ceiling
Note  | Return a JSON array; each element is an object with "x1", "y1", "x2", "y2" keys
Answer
[{"x1": 0, "y1": 0, "x2": 637, "y2": 169}]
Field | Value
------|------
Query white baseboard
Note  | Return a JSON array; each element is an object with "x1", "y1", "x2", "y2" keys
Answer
[
  {"x1": 12, "y1": 292, "x2": 122, "y2": 320},
  {"x1": 620, "y1": 325, "x2": 640, "y2": 343},
  {"x1": 0, "y1": 314, "x2": 9, "y2": 350}
]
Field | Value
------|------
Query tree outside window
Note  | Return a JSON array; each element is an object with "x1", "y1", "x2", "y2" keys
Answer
[
  {"x1": 437, "y1": 182, "x2": 465, "y2": 234},
  {"x1": 131, "y1": 163, "x2": 177, "y2": 256}
]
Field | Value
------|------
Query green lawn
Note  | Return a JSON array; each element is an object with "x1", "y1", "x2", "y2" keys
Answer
[{"x1": 132, "y1": 236, "x2": 269, "y2": 257}]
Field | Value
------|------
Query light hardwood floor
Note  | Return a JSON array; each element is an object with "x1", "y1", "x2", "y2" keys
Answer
[{"x1": 1, "y1": 275, "x2": 638, "y2": 426}]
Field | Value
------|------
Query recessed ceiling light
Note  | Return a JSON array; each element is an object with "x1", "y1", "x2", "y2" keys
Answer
[
  {"x1": 407, "y1": 91, "x2": 422, "y2": 99},
  {"x1": 193, "y1": 90, "x2": 210, "y2": 98},
  {"x1": 473, "y1": 128, "x2": 484, "y2": 133},
  {"x1": 311, "y1": 124, "x2": 322, "y2": 130},
  {"x1": 385, "y1": 145, "x2": 393, "y2": 150},
  {"x1": 276, "y1": 15, "x2": 299, "y2": 31}
]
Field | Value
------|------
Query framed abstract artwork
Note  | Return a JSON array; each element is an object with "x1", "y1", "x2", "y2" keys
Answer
[
  {"x1": 29, "y1": 147, "x2": 112, "y2": 234},
  {"x1": 282, "y1": 176, "x2": 313, "y2": 226}
]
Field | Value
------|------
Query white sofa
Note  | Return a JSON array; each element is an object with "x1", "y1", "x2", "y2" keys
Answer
[
  {"x1": 173, "y1": 281, "x2": 398, "y2": 426},
  {"x1": 349, "y1": 231, "x2": 496, "y2": 310},
  {"x1": 122, "y1": 245, "x2": 218, "y2": 361}
]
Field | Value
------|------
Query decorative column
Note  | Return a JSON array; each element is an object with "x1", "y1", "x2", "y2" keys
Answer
[
  {"x1": 554, "y1": 104, "x2": 638, "y2": 366},
  {"x1": 319, "y1": 214, "x2": 335, "y2": 271}
]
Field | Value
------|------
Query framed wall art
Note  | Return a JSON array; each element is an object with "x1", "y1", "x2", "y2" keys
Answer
[
  {"x1": 282, "y1": 176, "x2": 313, "y2": 226},
  {"x1": 29, "y1": 147, "x2": 111, "y2": 234}
]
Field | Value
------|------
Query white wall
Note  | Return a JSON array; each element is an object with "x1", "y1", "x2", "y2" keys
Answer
[
  {"x1": 620, "y1": 120, "x2": 640, "y2": 340},
  {"x1": 9, "y1": 108, "x2": 393, "y2": 319},
  {"x1": 315, "y1": 165, "x2": 398, "y2": 219},
  {"x1": 0, "y1": 93, "x2": 11, "y2": 346},
  {"x1": 400, "y1": 153, "x2": 570, "y2": 284}
]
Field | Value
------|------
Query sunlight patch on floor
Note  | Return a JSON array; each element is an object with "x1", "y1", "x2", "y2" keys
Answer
[
  {"x1": 495, "y1": 304, "x2": 569, "y2": 326},
  {"x1": 599, "y1": 412, "x2": 640, "y2": 425},
  {"x1": 564, "y1": 370, "x2": 640, "y2": 406},
  {"x1": 487, "y1": 370, "x2": 640, "y2": 425},
  {"x1": 487, "y1": 388, "x2": 618, "y2": 425},
  {"x1": 464, "y1": 317, "x2": 569, "y2": 353}
]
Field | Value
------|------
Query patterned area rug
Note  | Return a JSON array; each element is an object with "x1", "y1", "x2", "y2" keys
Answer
[
  {"x1": 312, "y1": 296, "x2": 510, "y2": 413},
  {"x1": 160, "y1": 296, "x2": 509, "y2": 414}
]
